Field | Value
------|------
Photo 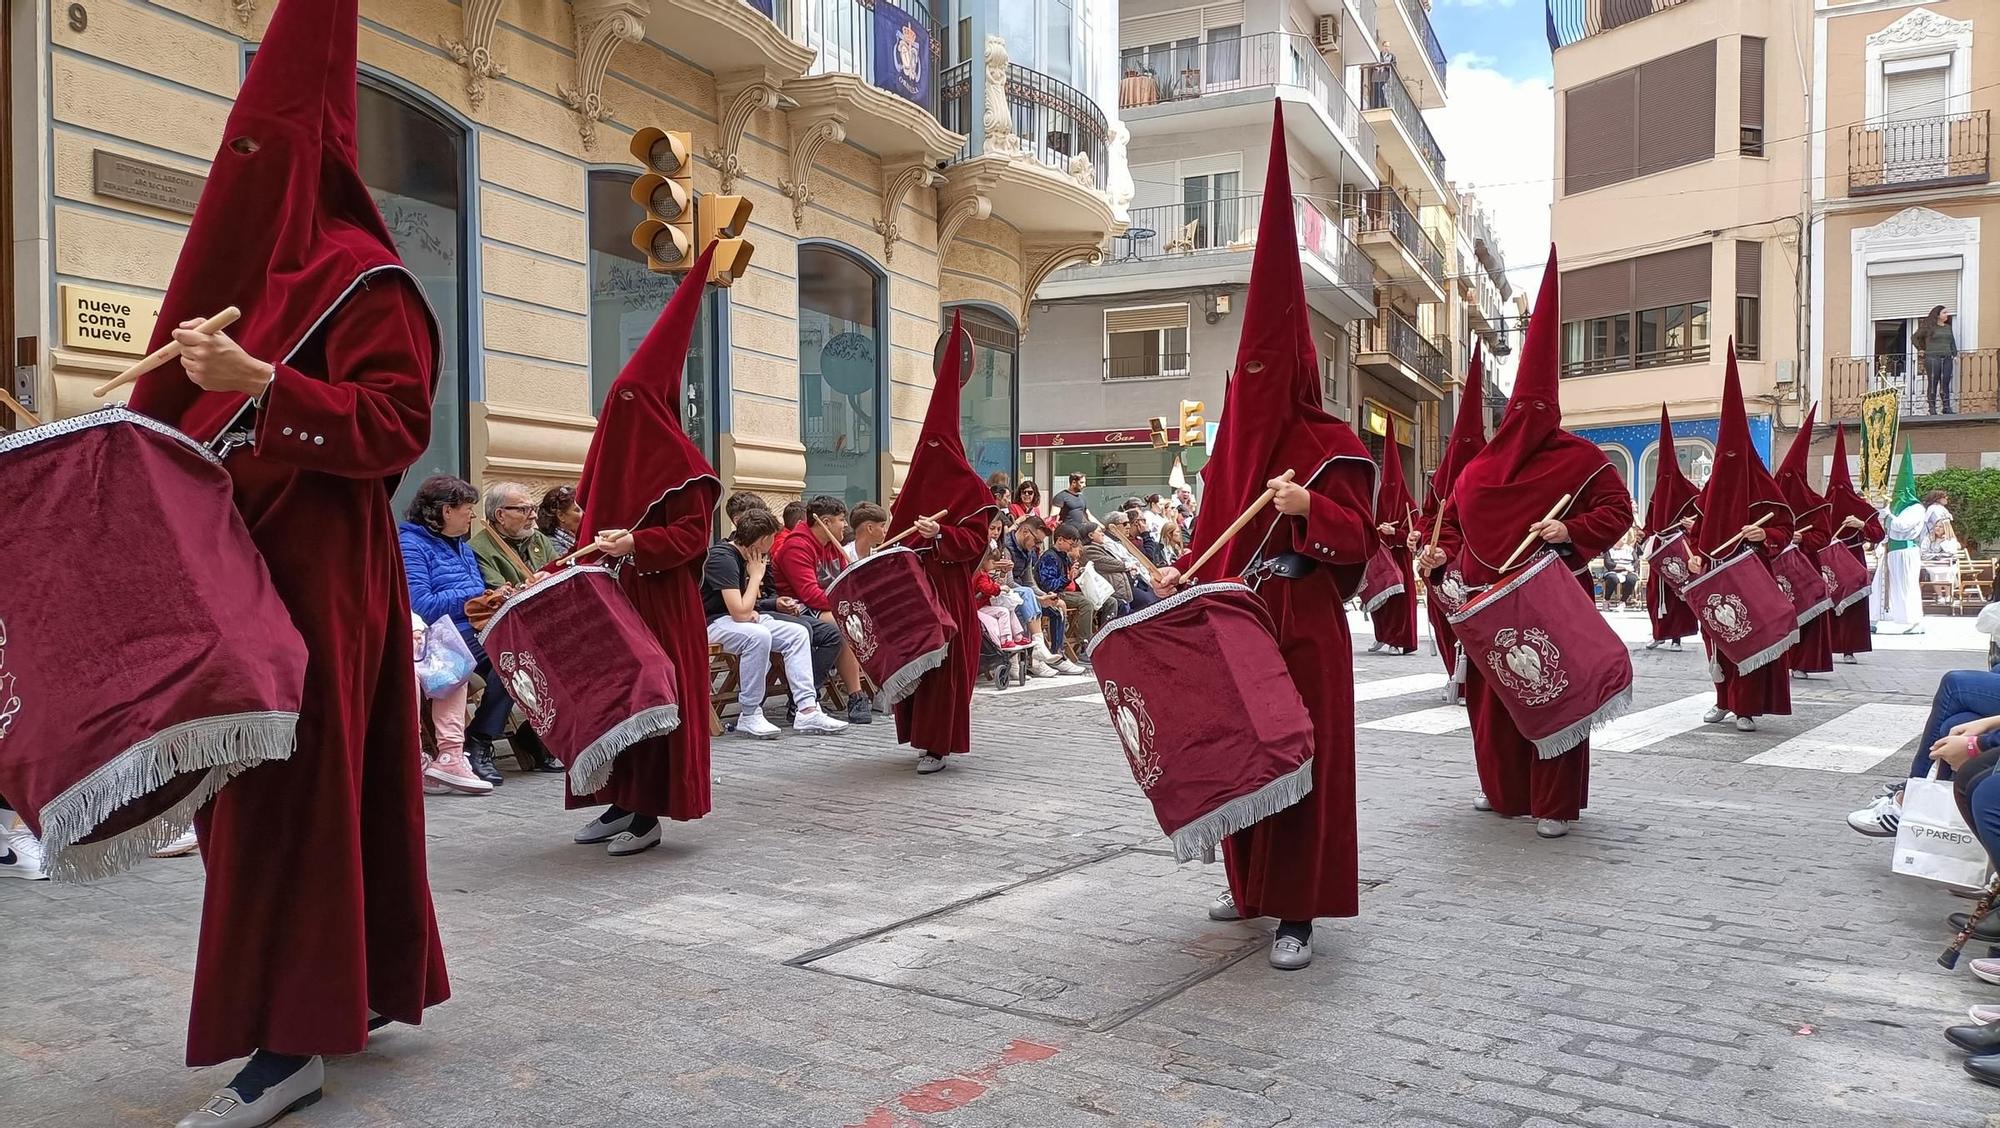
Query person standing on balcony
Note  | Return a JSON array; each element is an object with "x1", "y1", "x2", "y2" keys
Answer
[{"x1": 1916, "y1": 305, "x2": 1957, "y2": 415}]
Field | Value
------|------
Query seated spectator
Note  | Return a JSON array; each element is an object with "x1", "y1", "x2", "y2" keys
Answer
[
  {"x1": 1040, "y1": 524, "x2": 1103, "y2": 657},
  {"x1": 726, "y1": 490, "x2": 769, "y2": 530},
  {"x1": 1005, "y1": 515, "x2": 1077, "y2": 676},
  {"x1": 1103, "y1": 511, "x2": 1160, "y2": 610},
  {"x1": 1123, "y1": 504, "x2": 1169, "y2": 567},
  {"x1": 1011, "y1": 478, "x2": 1044, "y2": 521},
  {"x1": 1600, "y1": 533, "x2": 1638, "y2": 609},
  {"x1": 398, "y1": 474, "x2": 514, "y2": 787},
  {"x1": 1080, "y1": 522, "x2": 1135, "y2": 618},
  {"x1": 1143, "y1": 493, "x2": 1171, "y2": 537},
  {"x1": 774, "y1": 499, "x2": 807, "y2": 557},
  {"x1": 988, "y1": 473, "x2": 1013, "y2": 516},
  {"x1": 1849, "y1": 660, "x2": 2000, "y2": 836},
  {"x1": 704, "y1": 509, "x2": 848, "y2": 739},
  {"x1": 473, "y1": 480, "x2": 558, "y2": 588},
  {"x1": 411, "y1": 612, "x2": 488, "y2": 796},
  {"x1": 1161, "y1": 516, "x2": 1186, "y2": 561},
  {"x1": 972, "y1": 551, "x2": 1035, "y2": 687},
  {"x1": 772, "y1": 495, "x2": 873, "y2": 724},
  {"x1": 537, "y1": 484, "x2": 582, "y2": 555},
  {"x1": 845, "y1": 502, "x2": 890, "y2": 562}
]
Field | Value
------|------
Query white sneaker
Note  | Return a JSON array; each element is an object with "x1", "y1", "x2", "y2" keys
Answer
[
  {"x1": 736, "y1": 708, "x2": 781, "y2": 739},
  {"x1": 1029, "y1": 658, "x2": 1057, "y2": 678},
  {"x1": 1054, "y1": 659, "x2": 1086, "y2": 676},
  {"x1": 151, "y1": 829, "x2": 200, "y2": 859},
  {"x1": 793, "y1": 708, "x2": 849, "y2": 735},
  {"x1": 916, "y1": 754, "x2": 947, "y2": 774},
  {"x1": 1969, "y1": 958, "x2": 2000, "y2": 986},
  {"x1": 1846, "y1": 794, "x2": 1901, "y2": 838},
  {"x1": 1734, "y1": 715, "x2": 1758, "y2": 732},
  {"x1": 1970, "y1": 1004, "x2": 2000, "y2": 1025},
  {"x1": 1473, "y1": 795, "x2": 1493, "y2": 812},
  {"x1": 0, "y1": 815, "x2": 47, "y2": 881},
  {"x1": 1535, "y1": 819, "x2": 1570, "y2": 839},
  {"x1": 1704, "y1": 707, "x2": 1730, "y2": 724},
  {"x1": 606, "y1": 822, "x2": 662, "y2": 857}
]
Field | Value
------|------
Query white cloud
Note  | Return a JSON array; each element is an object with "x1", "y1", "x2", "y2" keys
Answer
[{"x1": 1426, "y1": 53, "x2": 1555, "y2": 392}]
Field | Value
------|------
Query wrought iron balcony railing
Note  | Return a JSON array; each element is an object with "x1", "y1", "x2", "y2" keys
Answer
[
  {"x1": 1361, "y1": 308, "x2": 1447, "y2": 387},
  {"x1": 1827, "y1": 350, "x2": 1999, "y2": 418},
  {"x1": 766, "y1": 0, "x2": 945, "y2": 117},
  {"x1": 1393, "y1": 0, "x2": 1448, "y2": 90},
  {"x1": 941, "y1": 60, "x2": 1110, "y2": 190},
  {"x1": 1546, "y1": 0, "x2": 1690, "y2": 50},
  {"x1": 1115, "y1": 31, "x2": 1374, "y2": 165},
  {"x1": 1088, "y1": 193, "x2": 1369, "y2": 293},
  {"x1": 1357, "y1": 188, "x2": 1446, "y2": 289},
  {"x1": 1359, "y1": 62, "x2": 1446, "y2": 188},
  {"x1": 1848, "y1": 111, "x2": 1991, "y2": 196}
]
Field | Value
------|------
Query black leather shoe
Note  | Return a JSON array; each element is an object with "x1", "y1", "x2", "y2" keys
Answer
[
  {"x1": 1947, "y1": 1021, "x2": 2000, "y2": 1054},
  {"x1": 1947, "y1": 912, "x2": 2000, "y2": 945},
  {"x1": 466, "y1": 739, "x2": 504, "y2": 787},
  {"x1": 1966, "y1": 1053, "x2": 2000, "y2": 1087}
]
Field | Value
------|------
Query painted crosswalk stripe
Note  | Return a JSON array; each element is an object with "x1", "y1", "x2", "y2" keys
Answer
[
  {"x1": 1744, "y1": 703, "x2": 1929, "y2": 773},
  {"x1": 1065, "y1": 691, "x2": 1105, "y2": 704},
  {"x1": 1360, "y1": 706, "x2": 1470, "y2": 735},
  {"x1": 1594, "y1": 693, "x2": 1720, "y2": 752},
  {"x1": 1352, "y1": 672, "x2": 1451, "y2": 703}
]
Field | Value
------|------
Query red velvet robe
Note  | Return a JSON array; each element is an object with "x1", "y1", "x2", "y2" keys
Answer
[
  {"x1": 1828, "y1": 537, "x2": 1875, "y2": 656},
  {"x1": 1707, "y1": 527, "x2": 1796, "y2": 719},
  {"x1": 1220, "y1": 470, "x2": 1375, "y2": 921},
  {"x1": 1644, "y1": 564, "x2": 1699, "y2": 642},
  {"x1": 1413, "y1": 508, "x2": 1459, "y2": 678},
  {"x1": 188, "y1": 280, "x2": 447, "y2": 1066},
  {"x1": 1440, "y1": 470, "x2": 1632, "y2": 822},
  {"x1": 894, "y1": 521, "x2": 989, "y2": 757},
  {"x1": 565, "y1": 484, "x2": 716, "y2": 820},
  {"x1": 1789, "y1": 522, "x2": 1835, "y2": 675},
  {"x1": 1370, "y1": 514, "x2": 1419, "y2": 652}
]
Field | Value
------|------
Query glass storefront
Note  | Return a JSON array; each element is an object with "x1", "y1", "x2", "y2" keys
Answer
[
  {"x1": 951, "y1": 305, "x2": 1018, "y2": 484},
  {"x1": 799, "y1": 244, "x2": 884, "y2": 507},
  {"x1": 1046, "y1": 445, "x2": 1199, "y2": 517}
]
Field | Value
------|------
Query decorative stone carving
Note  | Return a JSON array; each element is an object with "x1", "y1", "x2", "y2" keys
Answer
[
  {"x1": 1067, "y1": 152, "x2": 1096, "y2": 191},
  {"x1": 1105, "y1": 121, "x2": 1134, "y2": 223},
  {"x1": 936, "y1": 193, "x2": 992, "y2": 258},
  {"x1": 877, "y1": 160, "x2": 939, "y2": 262},
  {"x1": 983, "y1": 36, "x2": 1021, "y2": 156},
  {"x1": 230, "y1": 0, "x2": 256, "y2": 29},
  {"x1": 1857, "y1": 206, "x2": 1979, "y2": 249},
  {"x1": 781, "y1": 117, "x2": 847, "y2": 229},
  {"x1": 441, "y1": 0, "x2": 508, "y2": 109},
  {"x1": 1021, "y1": 241, "x2": 1104, "y2": 328},
  {"x1": 706, "y1": 77, "x2": 782, "y2": 193},
  {"x1": 1867, "y1": 7, "x2": 1971, "y2": 47},
  {"x1": 561, "y1": 0, "x2": 648, "y2": 149}
]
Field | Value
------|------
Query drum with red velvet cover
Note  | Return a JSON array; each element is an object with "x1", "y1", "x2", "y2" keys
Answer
[
  {"x1": 1357, "y1": 546, "x2": 1406, "y2": 614},
  {"x1": 1684, "y1": 546, "x2": 1799, "y2": 678},
  {"x1": 1770, "y1": 544, "x2": 1833, "y2": 627},
  {"x1": 824, "y1": 545, "x2": 957, "y2": 705}
]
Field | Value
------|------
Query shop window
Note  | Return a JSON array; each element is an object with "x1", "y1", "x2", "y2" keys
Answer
[
  {"x1": 800, "y1": 243, "x2": 884, "y2": 508},
  {"x1": 951, "y1": 305, "x2": 1019, "y2": 485}
]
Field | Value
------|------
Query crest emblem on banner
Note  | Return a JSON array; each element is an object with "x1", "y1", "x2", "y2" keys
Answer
[
  {"x1": 1702, "y1": 593, "x2": 1753, "y2": 642},
  {"x1": 1102, "y1": 681, "x2": 1160, "y2": 791},
  {"x1": 1774, "y1": 573, "x2": 1795, "y2": 602},
  {"x1": 1821, "y1": 564, "x2": 1839, "y2": 592},
  {"x1": 0, "y1": 618, "x2": 17, "y2": 742},
  {"x1": 836, "y1": 599, "x2": 880, "y2": 662},
  {"x1": 496, "y1": 650, "x2": 556, "y2": 736},
  {"x1": 1483, "y1": 627, "x2": 1568, "y2": 706},
  {"x1": 1661, "y1": 554, "x2": 1689, "y2": 585}
]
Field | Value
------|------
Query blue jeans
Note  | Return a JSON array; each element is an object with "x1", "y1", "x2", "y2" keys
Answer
[
  {"x1": 1957, "y1": 749, "x2": 2000, "y2": 862},
  {"x1": 1910, "y1": 669, "x2": 2000, "y2": 781}
]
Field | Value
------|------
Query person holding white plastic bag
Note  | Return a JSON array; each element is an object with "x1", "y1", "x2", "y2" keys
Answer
[
  {"x1": 413, "y1": 613, "x2": 491, "y2": 795},
  {"x1": 1848, "y1": 600, "x2": 2000, "y2": 837}
]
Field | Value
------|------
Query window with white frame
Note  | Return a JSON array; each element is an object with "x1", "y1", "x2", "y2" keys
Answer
[{"x1": 1105, "y1": 304, "x2": 1191, "y2": 379}]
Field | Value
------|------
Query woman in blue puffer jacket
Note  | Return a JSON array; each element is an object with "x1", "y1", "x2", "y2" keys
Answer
[{"x1": 399, "y1": 474, "x2": 514, "y2": 786}]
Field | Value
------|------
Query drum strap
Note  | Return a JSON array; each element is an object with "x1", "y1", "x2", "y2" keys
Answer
[{"x1": 1243, "y1": 551, "x2": 1315, "y2": 588}]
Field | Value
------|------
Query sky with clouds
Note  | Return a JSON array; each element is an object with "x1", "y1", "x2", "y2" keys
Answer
[{"x1": 1424, "y1": 0, "x2": 1558, "y2": 388}]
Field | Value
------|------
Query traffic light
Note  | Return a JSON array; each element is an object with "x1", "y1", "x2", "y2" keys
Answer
[
  {"x1": 629, "y1": 127, "x2": 694, "y2": 273},
  {"x1": 695, "y1": 193, "x2": 755, "y2": 288},
  {"x1": 1179, "y1": 399, "x2": 1206, "y2": 446},
  {"x1": 1148, "y1": 416, "x2": 1169, "y2": 449}
]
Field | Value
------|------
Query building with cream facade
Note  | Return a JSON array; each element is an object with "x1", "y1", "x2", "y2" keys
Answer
[{"x1": 1, "y1": 0, "x2": 1125, "y2": 510}]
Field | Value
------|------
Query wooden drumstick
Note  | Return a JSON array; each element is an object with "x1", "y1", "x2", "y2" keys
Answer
[
  {"x1": 1499, "y1": 493, "x2": 1573, "y2": 574},
  {"x1": 1109, "y1": 525, "x2": 1163, "y2": 584},
  {"x1": 883, "y1": 510, "x2": 950, "y2": 549},
  {"x1": 93, "y1": 306, "x2": 243, "y2": 397},
  {"x1": 1184, "y1": 469, "x2": 1296, "y2": 583},
  {"x1": 0, "y1": 387, "x2": 40, "y2": 428},
  {"x1": 553, "y1": 527, "x2": 628, "y2": 569},
  {"x1": 1709, "y1": 511, "x2": 1775, "y2": 559}
]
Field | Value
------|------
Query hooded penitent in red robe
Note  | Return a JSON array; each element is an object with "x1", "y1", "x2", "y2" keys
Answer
[
  {"x1": 1436, "y1": 250, "x2": 1633, "y2": 823},
  {"x1": 1418, "y1": 346, "x2": 1487, "y2": 677},
  {"x1": 570, "y1": 244, "x2": 720, "y2": 820},
  {"x1": 1181, "y1": 106, "x2": 1378, "y2": 921},
  {"x1": 890, "y1": 311, "x2": 999, "y2": 759},
  {"x1": 1643, "y1": 406, "x2": 1701, "y2": 644},
  {"x1": 1698, "y1": 344, "x2": 1795, "y2": 720},
  {"x1": 1775, "y1": 404, "x2": 1835, "y2": 674},
  {"x1": 125, "y1": 0, "x2": 447, "y2": 1066},
  {"x1": 1824, "y1": 423, "x2": 1884, "y2": 657},
  {"x1": 1370, "y1": 418, "x2": 1419, "y2": 653}
]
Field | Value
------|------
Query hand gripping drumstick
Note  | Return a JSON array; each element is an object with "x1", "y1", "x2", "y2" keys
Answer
[
  {"x1": 93, "y1": 307, "x2": 243, "y2": 398},
  {"x1": 1184, "y1": 469, "x2": 1295, "y2": 584},
  {"x1": 1498, "y1": 493, "x2": 1574, "y2": 574},
  {"x1": 1708, "y1": 511, "x2": 1775, "y2": 559},
  {"x1": 882, "y1": 511, "x2": 950, "y2": 550},
  {"x1": 551, "y1": 528, "x2": 628, "y2": 570}
]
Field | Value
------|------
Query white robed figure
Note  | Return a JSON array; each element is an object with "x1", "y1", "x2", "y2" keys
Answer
[{"x1": 1870, "y1": 442, "x2": 1924, "y2": 634}]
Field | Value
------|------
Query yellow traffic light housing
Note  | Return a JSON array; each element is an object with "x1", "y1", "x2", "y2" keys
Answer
[
  {"x1": 1178, "y1": 399, "x2": 1206, "y2": 446},
  {"x1": 1149, "y1": 416, "x2": 1169, "y2": 449},
  {"x1": 695, "y1": 194, "x2": 755, "y2": 288},
  {"x1": 628, "y1": 127, "x2": 693, "y2": 273}
]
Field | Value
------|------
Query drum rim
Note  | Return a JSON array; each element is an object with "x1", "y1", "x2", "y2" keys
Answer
[
  {"x1": 1639, "y1": 527, "x2": 1687, "y2": 563},
  {"x1": 477, "y1": 564, "x2": 615, "y2": 646},
  {"x1": 823, "y1": 543, "x2": 920, "y2": 600},
  {"x1": 0, "y1": 406, "x2": 222, "y2": 465},
  {"x1": 1084, "y1": 580, "x2": 1254, "y2": 660},
  {"x1": 1680, "y1": 543, "x2": 1761, "y2": 596},
  {"x1": 1445, "y1": 549, "x2": 1561, "y2": 627}
]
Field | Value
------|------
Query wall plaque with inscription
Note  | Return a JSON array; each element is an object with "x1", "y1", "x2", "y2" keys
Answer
[
  {"x1": 61, "y1": 285, "x2": 162, "y2": 356},
  {"x1": 92, "y1": 151, "x2": 205, "y2": 215}
]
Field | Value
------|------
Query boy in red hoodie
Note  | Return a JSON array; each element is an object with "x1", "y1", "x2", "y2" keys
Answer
[{"x1": 772, "y1": 495, "x2": 873, "y2": 724}]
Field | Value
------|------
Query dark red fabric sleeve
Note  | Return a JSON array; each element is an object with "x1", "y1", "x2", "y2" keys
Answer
[
  {"x1": 1562, "y1": 471, "x2": 1636, "y2": 560},
  {"x1": 631, "y1": 510, "x2": 711, "y2": 576},
  {"x1": 253, "y1": 278, "x2": 434, "y2": 478},
  {"x1": 929, "y1": 523, "x2": 989, "y2": 566},
  {"x1": 1290, "y1": 465, "x2": 1377, "y2": 566}
]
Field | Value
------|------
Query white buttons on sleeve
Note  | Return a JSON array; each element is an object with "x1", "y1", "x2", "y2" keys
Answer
[
  {"x1": 281, "y1": 427, "x2": 294, "y2": 436},
  {"x1": 313, "y1": 435, "x2": 324, "y2": 445}
]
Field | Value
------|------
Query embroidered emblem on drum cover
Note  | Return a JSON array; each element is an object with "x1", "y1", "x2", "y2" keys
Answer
[
  {"x1": 1102, "y1": 682, "x2": 1160, "y2": 791},
  {"x1": 496, "y1": 650, "x2": 556, "y2": 736},
  {"x1": 0, "y1": 618, "x2": 18, "y2": 742},
  {"x1": 835, "y1": 599, "x2": 879, "y2": 662},
  {"x1": 1482, "y1": 627, "x2": 1569, "y2": 707},
  {"x1": 1821, "y1": 565, "x2": 1838, "y2": 592},
  {"x1": 1774, "y1": 573, "x2": 1795, "y2": 602},
  {"x1": 1702, "y1": 593, "x2": 1753, "y2": 642},
  {"x1": 1661, "y1": 554, "x2": 1690, "y2": 585},
  {"x1": 1438, "y1": 569, "x2": 1469, "y2": 610}
]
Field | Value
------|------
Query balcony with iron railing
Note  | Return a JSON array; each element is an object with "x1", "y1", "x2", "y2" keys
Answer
[
  {"x1": 1359, "y1": 62, "x2": 1446, "y2": 195},
  {"x1": 1827, "y1": 350, "x2": 2000, "y2": 419},
  {"x1": 1546, "y1": 0, "x2": 1691, "y2": 49},
  {"x1": 1358, "y1": 308, "x2": 1449, "y2": 393},
  {"x1": 770, "y1": 0, "x2": 944, "y2": 117},
  {"x1": 941, "y1": 59, "x2": 1109, "y2": 192},
  {"x1": 1357, "y1": 188, "x2": 1446, "y2": 300},
  {"x1": 1848, "y1": 111, "x2": 1991, "y2": 197},
  {"x1": 1116, "y1": 31, "x2": 1376, "y2": 171},
  {"x1": 1377, "y1": 0, "x2": 1447, "y2": 108}
]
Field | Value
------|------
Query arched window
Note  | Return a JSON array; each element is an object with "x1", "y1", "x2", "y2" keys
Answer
[
  {"x1": 1636, "y1": 436, "x2": 1716, "y2": 517},
  {"x1": 949, "y1": 304, "x2": 1019, "y2": 483},
  {"x1": 353, "y1": 77, "x2": 470, "y2": 511},
  {"x1": 585, "y1": 170, "x2": 718, "y2": 458},
  {"x1": 799, "y1": 244, "x2": 884, "y2": 506}
]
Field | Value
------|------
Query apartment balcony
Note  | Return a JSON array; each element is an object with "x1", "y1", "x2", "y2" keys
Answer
[
  {"x1": 1546, "y1": 0, "x2": 1690, "y2": 50},
  {"x1": 938, "y1": 54, "x2": 1116, "y2": 240},
  {"x1": 1375, "y1": 0, "x2": 1447, "y2": 109},
  {"x1": 1118, "y1": 31, "x2": 1377, "y2": 192},
  {"x1": 1848, "y1": 111, "x2": 1991, "y2": 197},
  {"x1": 1357, "y1": 188, "x2": 1446, "y2": 304},
  {"x1": 1467, "y1": 274, "x2": 1504, "y2": 342},
  {"x1": 1357, "y1": 309, "x2": 1448, "y2": 400},
  {"x1": 776, "y1": 0, "x2": 963, "y2": 162},
  {"x1": 1038, "y1": 193, "x2": 1374, "y2": 325},
  {"x1": 1359, "y1": 62, "x2": 1446, "y2": 204},
  {"x1": 1827, "y1": 351, "x2": 2000, "y2": 420},
  {"x1": 651, "y1": 0, "x2": 814, "y2": 75}
]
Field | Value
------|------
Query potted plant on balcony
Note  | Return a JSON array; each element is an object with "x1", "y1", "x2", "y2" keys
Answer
[{"x1": 1121, "y1": 66, "x2": 1158, "y2": 108}]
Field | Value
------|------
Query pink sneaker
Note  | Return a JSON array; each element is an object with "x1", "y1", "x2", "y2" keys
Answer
[{"x1": 425, "y1": 750, "x2": 494, "y2": 795}]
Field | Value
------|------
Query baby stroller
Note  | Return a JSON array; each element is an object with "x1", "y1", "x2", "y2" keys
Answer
[{"x1": 976, "y1": 603, "x2": 1036, "y2": 689}]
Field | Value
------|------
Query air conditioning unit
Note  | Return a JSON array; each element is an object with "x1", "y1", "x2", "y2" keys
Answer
[{"x1": 1314, "y1": 14, "x2": 1340, "y2": 54}]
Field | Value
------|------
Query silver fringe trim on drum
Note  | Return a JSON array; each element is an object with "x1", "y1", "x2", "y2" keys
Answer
[
  {"x1": 1361, "y1": 581, "x2": 1406, "y2": 615},
  {"x1": 1794, "y1": 597, "x2": 1833, "y2": 628},
  {"x1": 36, "y1": 711, "x2": 298, "y2": 884},
  {"x1": 1530, "y1": 683, "x2": 1635, "y2": 760},
  {"x1": 878, "y1": 642, "x2": 951, "y2": 706},
  {"x1": 1834, "y1": 586, "x2": 1869, "y2": 615},
  {"x1": 1713, "y1": 628, "x2": 1800, "y2": 682},
  {"x1": 567, "y1": 704, "x2": 683, "y2": 796},
  {"x1": 1171, "y1": 758, "x2": 1316, "y2": 865}
]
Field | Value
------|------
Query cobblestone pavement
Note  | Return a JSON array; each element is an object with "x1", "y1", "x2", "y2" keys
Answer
[{"x1": 4, "y1": 610, "x2": 1997, "y2": 1127}]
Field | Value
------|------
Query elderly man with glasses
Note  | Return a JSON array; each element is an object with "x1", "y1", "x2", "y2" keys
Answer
[{"x1": 472, "y1": 480, "x2": 559, "y2": 589}]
